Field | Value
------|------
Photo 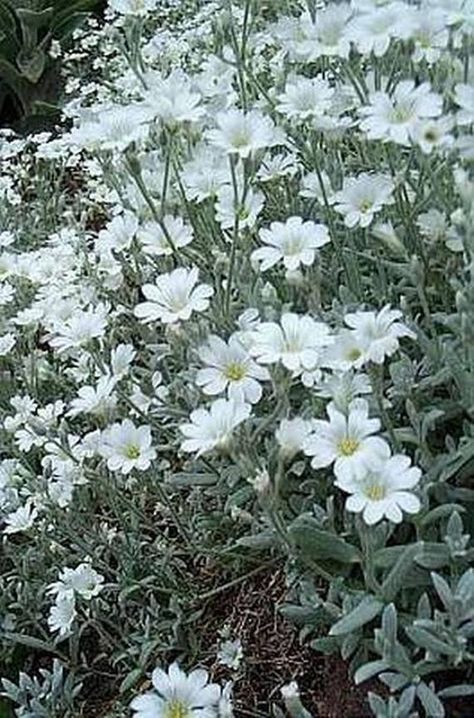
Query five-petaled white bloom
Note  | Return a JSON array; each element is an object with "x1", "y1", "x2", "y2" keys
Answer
[
  {"x1": 336, "y1": 453, "x2": 421, "y2": 525},
  {"x1": 207, "y1": 109, "x2": 282, "y2": 158},
  {"x1": 196, "y1": 334, "x2": 269, "y2": 404},
  {"x1": 3, "y1": 501, "x2": 38, "y2": 534},
  {"x1": 276, "y1": 75, "x2": 334, "y2": 120},
  {"x1": 251, "y1": 216, "x2": 330, "y2": 272},
  {"x1": 48, "y1": 305, "x2": 109, "y2": 353},
  {"x1": 303, "y1": 398, "x2": 390, "y2": 481},
  {"x1": 332, "y1": 174, "x2": 394, "y2": 228},
  {"x1": 98, "y1": 211, "x2": 138, "y2": 252},
  {"x1": 48, "y1": 563, "x2": 104, "y2": 600},
  {"x1": 215, "y1": 185, "x2": 264, "y2": 231},
  {"x1": 359, "y1": 81, "x2": 443, "y2": 146},
  {"x1": 100, "y1": 419, "x2": 156, "y2": 474},
  {"x1": 344, "y1": 305, "x2": 415, "y2": 364},
  {"x1": 68, "y1": 375, "x2": 117, "y2": 417},
  {"x1": 134, "y1": 267, "x2": 213, "y2": 324},
  {"x1": 249, "y1": 313, "x2": 333, "y2": 375},
  {"x1": 138, "y1": 216, "x2": 193, "y2": 256},
  {"x1": 180, "y1": 398, "x2": 251, "y2": 456},
  {"x1": 130, "y1": 662, "x2": 221, "y2": 718}
]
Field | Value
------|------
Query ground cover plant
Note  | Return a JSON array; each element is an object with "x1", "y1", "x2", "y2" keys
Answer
[
  {"x1": 0, "y1": 0, "x2": 473, "y2": 715},
  {"x1": 0, "y1": 0, "x2": 102, "y2": 130}
]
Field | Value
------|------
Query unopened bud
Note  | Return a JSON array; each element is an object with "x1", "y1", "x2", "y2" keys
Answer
[
  {"x1": 372, "y1": 222, "x2": 406, "y2": 257},
  {"x1": 455, "y1": 290, "x2": 469, "y2": 314},
  {"x1": 410, "y1": 255, "x2": 424, "y2": 283},
  {"x1": 247, "y1": 468, "x2": 271, "y2": 496},
  {"x1": 285, "y1": 268, "x2": 304, "y2": 287}
]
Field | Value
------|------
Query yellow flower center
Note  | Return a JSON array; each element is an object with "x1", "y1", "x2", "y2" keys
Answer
[
  {"x1": 347, "y1": 347, "x2": 362, "y2": 361},
  {"x1": 359, "y1": 200, "x2": 373, "y2": 213},
  {"x1": 232, "y1": 131, "x2": 250, "y2": 149},
  {"x1": 392, "y1": 105, "x2": 412, "y2": 123},
  {"x1": 238, "y1": 205, "x2": 250, "y2": 221},
  {"x1": 165, "y1": 701, "x2": 190, "y2": 718},
  {"x1": 225, "y1": 362, "x2": 246, "y2": 381},
  {"x1": 338, "y1": 437, "x2": 360, "y2": 456},
  {"x1": 424, "y1": 129, "x2": 437, "y2": 142},
  {"x1": 125, "y1": 445, "x2": 141, "y2": 459},
  {"x1": 366, "y1": 484, "x2": 386, "y2": 501}
]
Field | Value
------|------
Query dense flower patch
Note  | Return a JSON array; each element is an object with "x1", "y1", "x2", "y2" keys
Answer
[{"x1": 0, "y1": 0, "x2": 473, "y2": 716}]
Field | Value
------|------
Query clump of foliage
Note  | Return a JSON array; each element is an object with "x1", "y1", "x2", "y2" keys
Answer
[{"x1": 0, "y1": 0, "x2": 100, "y2": 128}]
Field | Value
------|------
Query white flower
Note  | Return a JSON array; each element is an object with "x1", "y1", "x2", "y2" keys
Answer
[
  {"x1": 251, "y1": 216, "x2": 330, "y2": 272},
  {"x1": 135, "y1": 267, "x2": 213, "y2": 324},
  {"x1": 100, "y1": 419, "x2": 156, "y2": 474},
  {"x1": 47, "y1": 305, "x2": 109, "y2": 353},
  {"x1": 109, "y1": 0, "x2": 159, "y2": 16},
  {"x1": 454, "y1": 84, "x2": 474, "y2": 127},
  {"x1": 98, "y1": 212, "x2": 138, "y2": 252},
  {"x1": 0, "y1": 332, "x2": 16, "y2": 356},
  {"x1": 111, "y1": 343, "x2": 136, "y2": 377},
  {"x1": 67, "y1": 104, "x2": 150, "y2": 152},
  {"x1": 303, "y1": 398, "x2": 390, "y2": 481},
  {"x1": 130, "y1": 662, "x2": 221, "y2": 718},
  {"x1": 138, "y1": 217, "x2": 193, "y2": 256},
  {"x1": 257, "y1": 153, "x2": 298, "y2": 182},
  {"x1": 48, "y1": 595, "x2": 77, "y2": 637},
  {"x1": 348, "y1": 5, "x2": 416, "y2": 58},
  {"x1": 315, "y1": 372, "x2": 372, "y2": 414},
  {"x1": 247, "y1": 468, "x2": 271, "y2": 495},
  {"x1": 281, "y1": 681, "x2": 300, "y2": 701},
  {"x1": 332, "y1": 174, "x2": 394, "y2": 228},
  {"x1": 344, "y1": 305, "x2": 415, "y2": 364},
  {"x1": 215, "y1": 185, "x2": 264, "y2": 231},
  {"x1": 300, "y1": 170, "x2": 334, "y2": 203},
  {"x1": 48, "y1": 563, "x2": 104, "y2": 600},
  {"x1": 217, "y1": 638, "x2": 243, "y2": 670},
  {"x1": 144, "y1": 70, "x2": 204, "y2": 125},
  {"x1": 416, "y1": 209, "x2": 448, "y2": 243},
  {"x1": 359, "y1": 81, "x2": 443, "y2": 146},
  {"x1": 68, "y1": 375, "x2": 117, "y2": 418},
  {"x1": 277, "y1": 75, "x2": 334, "y2": 120},
  {"x1": 310, "y1": 4, "x2": 353, "y2": 59},
  {"x1": 207, "y1": 109, "x2": 282, "y2": 158},
  {"x1": 3, "y1": 502, "x2": 38, "y2": 534},
  {"x1": 411, "y1": 11, "x2": 449, "y2": 64},
  {"x1": 275, "y1": 417, "x2": 313, "y2": 459},
  {"x1": 336, "y1": 454, "x2": 421, "y2": 524},
  {"x1": 323, "y1": 330, "x2": 369, "y2": 370},
  {"x1": 234, "y1": 308, "x2": 260, "y2": 349},
  {"x1": 182, "y1": 146, "x2": 230, "y2": 202},
  {"x1": 218, "y1": 682, "x2": 234, "y2": 718},
  {"x1": 411, "y1": 116, "x2": 454, "y2": 154},
  {"x1": 180, "y1": 399, "x2": 251, "y2": 456},
  {"x1": 250, "y1": 313, "x2": 333, "y2": 375},
  {"x1": 196, "y1": 335, "x2": 269, "y2": 404}
]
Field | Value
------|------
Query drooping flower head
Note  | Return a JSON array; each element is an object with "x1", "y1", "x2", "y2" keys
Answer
[{"x1": 180, "y1": 399, "x2": 251, "y2": 456}]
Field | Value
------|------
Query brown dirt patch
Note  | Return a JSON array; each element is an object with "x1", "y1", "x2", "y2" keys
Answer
[{"x1": 200, "y1": 566, "x2": 375, "y2": 717}]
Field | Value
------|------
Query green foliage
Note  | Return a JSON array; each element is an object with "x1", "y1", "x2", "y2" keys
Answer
[{"x1": 0, "y1": 0, "x2": 99, "y2": 126}]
